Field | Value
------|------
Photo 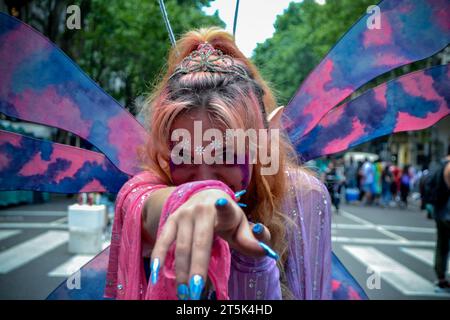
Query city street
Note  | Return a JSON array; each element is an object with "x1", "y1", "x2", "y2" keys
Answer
[
  {"x1": 333, "y1": 202, "x2": 450, "y2": 300},
  {"x1": 0, "y1": 196, "x2": 449, "y2": 300},
  {"x1": 1, "y1": 0, "x2": 449, "y2": 306},
  {"x1": 0, "y1": 195, "x2": 111, "y2": 299}
]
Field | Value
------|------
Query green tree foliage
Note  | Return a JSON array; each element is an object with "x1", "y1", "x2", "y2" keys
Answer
[
  {"x1": 69, "y1": 0, "x2": 223, "y2": 110},
  {"x1": 252, "y1": 0, "x2": 374, "y2": 105},
  {"x1": 14, "y1": 0, "x2": 223, "y2": 111}
]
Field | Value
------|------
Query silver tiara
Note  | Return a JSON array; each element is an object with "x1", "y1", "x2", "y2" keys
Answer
[{"x1": 168, "y1": 42, "x2": 252, "y2": 81}]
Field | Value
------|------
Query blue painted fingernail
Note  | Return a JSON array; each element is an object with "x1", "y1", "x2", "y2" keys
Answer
[
  {"x1": 252, "y1": 223, "x2": 264, "y2": 234},
  {"x1": 150, "y1": 258, "x2": 160, "y2": 285},
  {"x1": 258, "y1": 241, "x2": 279, "y2": 260},
  {"x1": 237, "y1": 202, "x2": 247, "y2": 207},
  {"x1": 189, "y1": 275, "x2": 204, "y2": 300},
  {"x1": 234, "y1": 190, "x2": 247, "y2": 198},
  {"x1": 215, "y1": 198, "x2": 228, "y2": 207},
  {"x1": 177, "y1": 284, "x2": 189, "y2": 300}
]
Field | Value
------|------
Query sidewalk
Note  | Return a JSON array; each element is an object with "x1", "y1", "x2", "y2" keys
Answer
[{"x1": 0, "y1": 194, "x2": 77, "y2": 215}]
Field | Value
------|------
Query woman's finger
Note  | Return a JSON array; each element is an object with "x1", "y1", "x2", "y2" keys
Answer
[
  {"x1": 215, "y1": 199, "x2": 277, "y2": 260},
  {"x1": 175, "y1": 215, "x2": 193, "y2": 300},
  {"x1": 232, "y1": 218, "x2": 279, "y2": 260},
  {"x1": 231, "y1": 218, "x2": 265, "y2": 257},
  {"x1": 150, "y1": 216, "x2": 177, "y2": 285},
  {"x1": 248, "y1": 221, "x2": 271, "y2": 244},
  {"x1": 214, "y1": 197, "x2": 237, "y2": 232},
  {"x1": 234, "y1": 189, "x2": 246, "y2": 201},
  {"x1": 188, "y1": 207, "x2": 215, "y2": 300}
]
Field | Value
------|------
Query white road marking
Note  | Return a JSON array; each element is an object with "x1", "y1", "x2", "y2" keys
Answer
[
  {"x1": 0, "y1": 231, "x2": 68, "y2": 273},
  {"x1": 0, "y1": 211, "x2": 66, "y2": 217},
  {"x1": 0, "y1": 223, "x2": 68, "y2": 229},
  {"x1": 400, "y1": 247, "x2": 450, "y2": 276},
  {"x1": 332, "y1": 223, "x2": 435, "y2": 233},
  {"x1": 343, "y1": 245, "x2": 450, "y2": 297},
  {"x1": 340, "y1": 210, "x2": 409, "y2": 242},
  {"x1": 49, "y1": 217, "x2": 68, "y2": 224},
  {"x1": 48, "y1": 239, "x2": 109, "y2": 277},
  {"x1": 0, "y1": 230, "x2": 21, "y2": 241},
  {"x1": 379, "y1": 225, "x2": 435, "y2": 233},
  {"x1": 48, "y1": 255, "x2": 93, "y2": 277},
  {"x1": 333, "y1": 237, "x2": 435, "y2": 247}
]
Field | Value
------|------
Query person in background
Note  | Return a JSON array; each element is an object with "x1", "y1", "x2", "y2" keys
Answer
[
  {"x1": 409, "y1": 166, "x2": 419, "y2": 193},
  {"x1": 323, "y1": 160, "x2": 341, "y2": 214},
  {"x1": 357, "y1": 160, "x2": 364, "y2": 202},
  {"x1": 399, "y1": 165, "x2": 411, "y2": 209},
  {"x1": 361, "y1": 158, "x2": 374, "y2": 205},
  {"x1": 419, "y1": 166, "x2": 433, "y2": 219},
  {"x1": 391, "y1": 165, "x2": 401, "y2": 206},
  {"x1": 372, "y1": 160, "x2": 383, "y2": 206},
  {"x1": 344, "y1": 156, "x2": 358, "y2": 189},
  {"x1": 434, "y1": 149, "x2": 450, "y2": 291},
  {"x1": 336, "y1": 158, "x2": 346, "y2": 197},
  {"x1": 420, "y1": 146, "x2": 450, "y2": 290},
  {"x1": 381, "y1": 162, "x2": 393, "y2": 208}
]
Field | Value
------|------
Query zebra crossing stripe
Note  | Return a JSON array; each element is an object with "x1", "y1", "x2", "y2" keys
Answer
[
  {"x1": 48, "y1": 240, "x2": 109, "y2": 277},
  {"x1": 342, "y1": 245, "x2": 450, "y2": 297},
  {"x1": 333, "y1": 236, "x2": 435, "y2": 247},
  {"x1": 0, "y1": 230, "x2": 21, "y2": 241},
  {"x1": 0, "y1": 211, "x2": 66, "y2": 217},
  {"x1": 48, "y1": 255, "x2": 94, "y2": 277},
  {"x1": 340, "y1": 210, "x2": 408, "y2": 242},
  {"x1": 400, "y1": 247, "x2": 450, "y2": 276},
  {"x1": 0, "y1": 231, "x2": 68, "y2": 274},
  {"x1": 0, "y1": 223, "x2": 68, "y2": 229},
  {"x1": 332, "y1": 223, "x2": 435, "y2": 233}
]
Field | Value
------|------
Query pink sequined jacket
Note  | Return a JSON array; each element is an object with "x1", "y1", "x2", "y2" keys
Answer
[{"x1": 104, "y1": 166, "x2": 332, "y2": 300}]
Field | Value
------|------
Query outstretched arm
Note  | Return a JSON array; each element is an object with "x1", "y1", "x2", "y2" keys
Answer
[{"x1": 141, "y1": 187, "x2": 176, "y2": 255}]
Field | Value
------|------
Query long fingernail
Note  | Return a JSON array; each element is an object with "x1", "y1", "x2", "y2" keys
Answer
[
  {"x1": 252, "y1": 223, "x2": 264, "y2": 234},
  {"x1": 150, "y1": 258, "x2": 160, "y2": 285},
  {"x1": 258, "y1": 241, "x2": 279, "y2": 260},
  {"x1": 215, "y1": 198, "x2": 228, "y2": 207},
  {"x1": 234, "y1": 190, "x2": 247, "y2": 198},
  {"x1": 237, "y1": 202, "x2": 247, "y2": 207},
  {"x1": 189, "y1": 275, "x2": 204, "y2": 300},
  {"x1": 177, "y1": 284, "x2": 189, "y2": 300}
]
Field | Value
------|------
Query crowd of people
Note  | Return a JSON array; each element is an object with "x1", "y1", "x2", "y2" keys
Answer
[
  {"x1": 318, "y1": 149, "x2": 450, "y2": 291},
  {"x1": 318, "y1": 156, "x2": 424, "y2": 213}
]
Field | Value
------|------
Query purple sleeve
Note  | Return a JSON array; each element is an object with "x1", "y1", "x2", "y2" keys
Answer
[
  {"x1": 227, "y1": 168, "x2": 332, "y2": 300},
  {"x1": 315, "y1": 181, "x2": 332, "y2": 299},
  {"x1": 284, "y1": 168, "x2": 332, "y2": 299},
  {"x1": 228, "y1": 249, "x2": 282, "y2": 300}
]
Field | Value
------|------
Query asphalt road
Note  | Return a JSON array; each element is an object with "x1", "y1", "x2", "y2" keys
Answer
[
  {"x1": 332, "y1": 202, "x2": 450, "y2": 300},
  {"x1": 0, "y1": 196, "x2": 110, "y2": 300},
  {"x1": 0, "y1": 196, "x2": 449, "y2": 300}
]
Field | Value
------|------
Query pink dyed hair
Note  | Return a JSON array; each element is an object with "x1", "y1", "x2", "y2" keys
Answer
[{"x1": 138, "y1": 27, "x2": 314, "y2": 299}]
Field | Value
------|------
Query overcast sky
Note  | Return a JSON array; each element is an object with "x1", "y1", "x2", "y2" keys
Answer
[{"x1": 202, "y1": 0, "x2": 325, "y2": 57}]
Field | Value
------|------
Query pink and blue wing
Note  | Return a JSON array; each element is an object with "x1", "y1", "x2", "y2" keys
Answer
[
  {"x1": 0, "y1": 13, "x2": 149, "y2": 176},
  {"x1": 331, "y1": 253, "x2": 367, "y2": 300},
  {"x1": 0, "y1": 130, "x2": 130, "y2": 193},
  {"x1": 283, "y1": 0, "x2": 450, "y2": 143},
  {"x1": 46, "y1": 247, "x2": 112, "y2": 300},
  {"x1": 296, "y1": 64, "x2": 449, "y2": 161}
]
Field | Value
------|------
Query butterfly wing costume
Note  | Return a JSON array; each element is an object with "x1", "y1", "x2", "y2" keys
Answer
[{"x1": 0, "y1": 0, "x2": 449, "y2": 300}]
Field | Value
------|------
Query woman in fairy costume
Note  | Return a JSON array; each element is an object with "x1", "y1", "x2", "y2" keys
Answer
[{"x1": 104, "y1": 27, "x2": 332, "y2": 300}]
